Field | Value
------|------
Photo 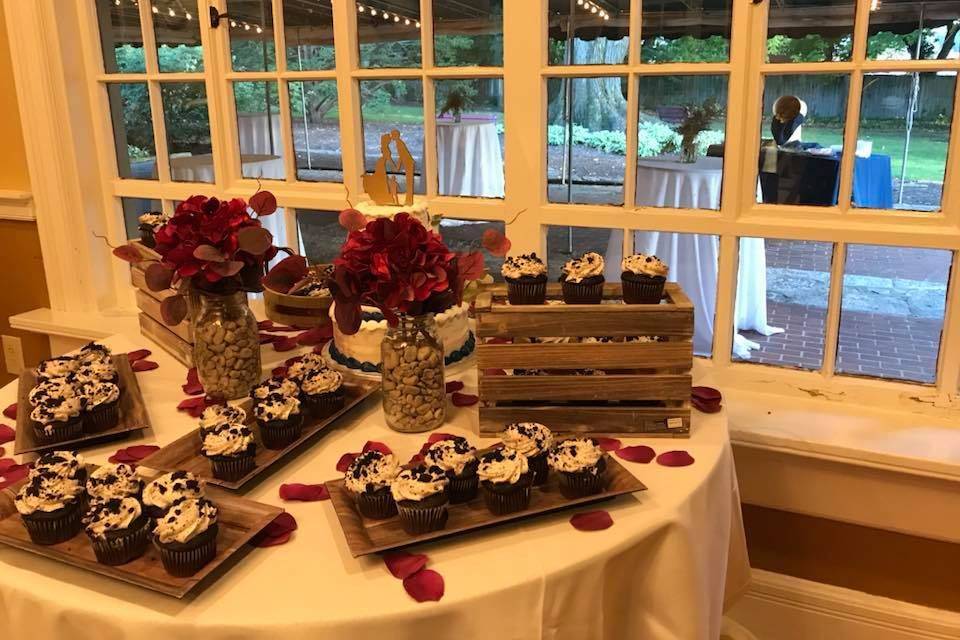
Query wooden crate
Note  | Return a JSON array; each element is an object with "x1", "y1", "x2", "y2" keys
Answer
[
  {"x1": 475, "y1": 282, "x2": 694, "y2": 437},
  {"x1": 128, "y1": 241, "x2": 195, "y2": 367}
]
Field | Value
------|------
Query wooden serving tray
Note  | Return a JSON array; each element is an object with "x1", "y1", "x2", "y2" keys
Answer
[
  {"x1": 15, "y1": 354, "x2": 152, "y2": 455},
  {"x1": 0, "y1": 466, "x2": 282, "y2": 598},
  {"x1": 327, "y1": 454, "x2": 646, "y2": 557},
  {"x1": 144, "y1": 379, "x2": 380, "y2": 490}
]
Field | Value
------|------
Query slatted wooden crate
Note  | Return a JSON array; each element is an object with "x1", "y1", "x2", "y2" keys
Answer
[
  {"x1": 128, "y1": 241, "x2": 195, "y2": 367},
  {"x1": 475, "y1": 282, "x2": 694, "y2": 437}
]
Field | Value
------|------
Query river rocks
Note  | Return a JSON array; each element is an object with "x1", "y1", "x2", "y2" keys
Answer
[
  {"x1": 381, "y1": 341, "x2": 445, "y2": 432},
  {"x1": 194, "y1": 316, "x2": 261, "y2": 400}
]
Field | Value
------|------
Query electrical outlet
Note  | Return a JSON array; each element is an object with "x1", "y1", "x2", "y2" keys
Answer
[{"x1": 2, "y1": 335, "x2": 24, "y2": 375}]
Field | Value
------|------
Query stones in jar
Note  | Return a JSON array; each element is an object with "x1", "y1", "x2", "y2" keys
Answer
[
  {"x1": 193, "y1": 314, "x2": 260, "y2": 401},
  {"x1": 381, "y1": 342, "x2": 445, "y2": 432}
]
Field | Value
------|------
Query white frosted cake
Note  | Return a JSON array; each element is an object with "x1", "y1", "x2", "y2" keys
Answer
[
  {"x1": 354, "y1": 197, "x2": 436, "y2": 230},
  {"x1": 328, "y1": 303, "x2": 475, "y2": 373}
]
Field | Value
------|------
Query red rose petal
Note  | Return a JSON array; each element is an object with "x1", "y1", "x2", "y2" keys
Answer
[
  {"x1": 271, "y1": 325, "x2": 302, "y2": 333},
  {"x1": 132, "y1": 360, "x2": 159, "y2": 372},
  {"x1": 570, "y1": 510, "x2": 614, "y2": 531},
  {"x1": 259, "y1": 332, "x2": 279, "y2": 344},
  {"x1": 0, "y1": 448, "x2": 3, "y2": 458},
  {"x1": 692, "y1": 396, "x2": 722, "y2": 414},
  {"x1": 451, "y1": 392, "x2": 478, "y2": 407},
  {"x1": 126, "y1": 349, "x2": 152, "y2": 362},
  {"x1": 445, "y1": 380, "x2": 464, "y2": 394},
  {"x1": 272, "y1": 336, "x2": 298, "y2": 352},
  {"x1": 258, "y1": 320, "x2": 275, "y2": 331},
  {"x1": 0, "y1": 463, "x2": 30, "y2": 490},
  {"x1": 3, "y1": 404, "x2": 16, "y2": 420},
  {"x1": 0, "y1": 425, "x2": 14, "y2": 445},
  {"x1": 182, "y1": 381, "x2": 205, "y2": 396},
  {"x1": 262, "y1": 512, "x2": 297, "y2": 538},
  {"x1": 656, "y1": 450, "x2": 695, "y2": 467},
  {"x1": 615, "y1": 445, "x2": 656, "y2": 464},
  {"x1": 108, "y1": 445, "x2": 159, "y2": 465},
  {"x1": 383, "y1": 551, "x2": 429, "y2": 580},
  {"x1": 254, "y1": 531, "x2": 292, "y2": 547},
  {"x1": 403, "y1": 569, "x2": 445, "y2": 602},
  {"x1": 594, "y1": 437, "x2": 622, "y2": 452},
  {"x1": 0, "y1": 458, "x2": 18, "y2": 473},
  {"x1": 312, "y1": 344, "x2": 326, "y2": 354},
  {"x1": 482, "y1": 368, "x2": 506, "y2": 376},
  {"x1": 362, "y1": 441, "x2": 392, "y2": 455},
  {"x1": 296, "y1": 326, "x2": 333, "y2": 346},
  {"x1": 691, "y1": 386, "x2": 722, "y2": 402},
  {"x1": 427, "y1": 432, "x2": 458, "y2": 444},
  {"x1": 279, "y1": 483, "x2": 330, "y2": 502},
  {"x1": 272, "y1": 366, "x2": 289, "y2": 378},
  {"x1": 336, "y1": 452, "x2": 358, "y2": 472},
  {"x1": 284, "y1": 355, "x2": 304, "y2": 367},
  {"x1": 177, "y1": 395, "x2": 214, "y2": 418},
  {"x1": 407, "y1": 453, "x2": 425, "y2": 465},
  {"x1": 187, "y1": 367, "x2": 200, "y2": 384}
]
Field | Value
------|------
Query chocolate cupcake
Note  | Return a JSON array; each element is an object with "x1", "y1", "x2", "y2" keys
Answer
[
  {"x1": 153, "y1": 498, "x2": 219, "y2": 577},
  {"x1": 476, "y1": 448, "x2": 533, "y2": 515},
  {"x1": 77, "y1": 381, "x2": 120, "y2": 433},
  {"x1": 84, "y1": 497, "x2": 151, "y2": 565},
  {"x1": 344, "y1": 450, "x2": 401, "y2": 519},
  {"x1": 77, "y1": 341, "x2": 113, "y2": 366},
  {"x1": 36, "y1": 356, "x2": 79, "y2": 382},
  {"x1": 15, "y1": 473, "x2": 85, "y2": 545},
  {"x1": 621, "y1": 254, "x2": 668, "y2": 304},
  {"x1": 391, "y1": 465, "x2": 450, "y2": 535},
  {"x1": 137, "y1": 211, "x2": 168, "y2": 249},
  {"x1": 32, "y1": 450, "x2": 87, "y2": 484},
  {"x1": 300, "y1": 368, "x2": 344, "y2": 418},
  {"x1": 30, "y1": 396, "x2": 84, "y2": 445},
  {"x1": 559, "y1": 252, "x2": 605, "y2": 304},
  {"x1": 500, "y1": 422, "x2": 554, "y2": 485},
  {"x1": 28, "y1": 379, "x2": 76, "y2": 408},
  {"x1": 142, "y1": 471, "x2": 205, "y2": 520},
  {"x1": 86, "y1": 462, "x2": 142, "y2": 505},
  {"x1": 286, "y1": 353, "x2": 329, "y2": 384},
  {"x1": 424, "y1": 436, "x2": 478, "y2": 503},
  {"x1": 202, "y1": 423, "x2": 256, "y2": 482},
  {"x1": 253, "y1": 392, "x2": 304, "y2": 449},
  {"x1": 73, "y1": 359, "x2": 119, "y2": 387},
  {"x1": 548, "y1": 438, "x2": 608, "y2": 498},
  {"x1": 198, "y1": 404, "x2": 247, "y2": 442},
  {"x1": 502, "y1": 253, "x2": 548, "y2": 305},
  {"x1": 251, "y1": 376, "x2": 299, "y2": 406}
]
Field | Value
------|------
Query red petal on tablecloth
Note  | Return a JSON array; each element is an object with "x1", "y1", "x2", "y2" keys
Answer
[
  {"x1": 657, "y1": 450, "x2": 695, "y2": 467},
  {"x1": 428, "y1": 432, "x2": 458, "y2": 444},
  {"x1": 126, "y1": 349, "x2": 152, "y2": 362},
  {"x1": 570, "y1": 510, "x2": 614, "y2": 531},
  {"x1": 451, "y1": 392, "x2": 478, "y2": 407},
  {"x1": 691, "y1": 386, "x2": 722, "y2": 402},
  {"x1": 362, "y1": 441, "x2": 392, "y2": 455},
  {"x1": 131, "y1": 360, "x2": 159, "y2": 372},
  {"x1": 336, "y1": 452, "x2": 358, "y2": 472},
  {"x1": 615, "y1": 445, "x2": 656, "y2": 464},
  {"x1": 296, "y1": 326, "x2": 333, "y2": 346},
  {"x1": 284, "y1": 355, "x2": 304, "y2": 367},
  {"x1": 272, "y1": 336, "x2": 298, "y2": 352},
  {"x1": 182, "y1": 367, "x2": 204, "y2": 396},
  {"x1": 594, "y1": 437, "x2": 622, "y2": 452},
  {"x1": 177, "y1": 395, "x2": 214, "y2": 418},
  {"x1": 272, "y1": 366, "x2": 289, "y2": 378},
  {"x1": 259, "y1": 333, "x2": 278, "y2": 344},
  {"x1": 692, "y1": 397, "x2": 722, "y2": 414},
  {"x1": 279, "y1": 483, "x2": 330, "y2": 502},
  {"x1": 258, "y1": 320, "x2": 275, "y2": 331},
  {"x1": 444, "y1": 380, "x2": 464, "y2": 394},
  {"x1": 0, "y1": 424, "x2": 14, "y2": 445},
  {"x1": 403, "y1": 569, "x2": 445, "y2": 602},
  {"x1": 482, "y1": 368, "x2": 506, "y2": 376},
  {"x1": 383, "y1": 551, "x2": 428, "y2": 580},
  {"x1": 0, "y1": 463, "x2": 29, "y2": 490},
  {"x1": 109, "y1": 445, "x2": 159, "y2": 465},
  {"x1": 0, "y1": 458, "x2": 19, "y2": 473},
  {"x1": 3, "y1": 404, "x2": 17, "y2": 420},
  {"x1": 252, "y1": 512, "x2": 298, "y2": 547}
]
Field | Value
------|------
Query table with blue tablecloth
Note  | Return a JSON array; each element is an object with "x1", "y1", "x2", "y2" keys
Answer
[{"x1": 759, "y1": 148, "x2": 893, "y2": 208}]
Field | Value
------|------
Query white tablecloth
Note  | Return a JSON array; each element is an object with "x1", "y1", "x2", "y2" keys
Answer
[
  {"x1": 0, "y1": 335, "x2": 749, "y2": 640},
  {"x1": 237, "y1": 113, "x2": 284, "y2": 157},
  {"x1": 636, "y1": 156, "x2": 723, "y2": 211},
  {"x1": 436, "y1": 119, "x2": 505, "y2": 198}
]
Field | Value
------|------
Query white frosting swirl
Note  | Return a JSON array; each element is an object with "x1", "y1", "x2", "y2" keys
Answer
[
  {"x1": 32, "y1": 451, "x2": 85, "y2": 480},
  {"x1": 77, "y1": 342, "x2": 113, "y2": 366},
  {"x1": 74, "y1": 361, "x2": 118, "y2": 385},
  {"x1": 253, "y1": 393, "x2": 301, "y2": 421},
  {"x1": 84, "y1": 497, "x2": 143, "y2": 539},
  {"x1": 252, "y1": 377, "x2": 299, "y2": 401},
  {"x1": 390, "y1": 465, "x2": 449, "y2": 502},
  {"x1": 622, "y1": 253, "x2": 668, "y2": 277},
  {"x1": 477, "y1": 448, "x2": 529, "y2": 485},
  {"x1": 501, "y1": 253, "x2": 547, "y2": 280},
  {"x1": 287, "y1": 354, "x2": 327, "y2": 381},
  {"x1": 78, "y1": 382, "x2": 120, "y2": 408},
  {"x1": 547, "y1": 438, "x2": 605, "y2": 473},
  {"x1": 424, "y1": 437, "x2": 477, "y2": 476},
  {"x1": 344, "y1": 451, "x2": 400, "y2": 493},
  {"x1": 15, "y1": 474, "x2": 83, "y2": 514},
  {"x1": 301, "y1": 369, "x2": 342, "y2": 396},
  {"x1": 31, "y1": 396, "x2": 83, "y2": 427},
  {"x1": 142, "y1": 471, "x2": 205, "y2": 512},
  {"x1": 501, "y1": 422, "x2": 554, "y2": 457},
  {"x1": 153, "y1": 498, "x2": 218, "y2": 544},
  {"x1": 199, "y1": 404, "x2": 247, "y2": 431},
  {"x1": 561, "y1": 252, "x2": 605, "y2": 283},
  {"x1": 87, "y1": 463, "x2": 142, "y2": 502},
  {"x1": 36, "y1": 356, "x2": 78, "y2": 380},
  {"x1": 28, "y1": 380, "x2": 76, "y2": 407},
  {"x1": 202, "y1": 423, "x2": 255, "y2": 457}
]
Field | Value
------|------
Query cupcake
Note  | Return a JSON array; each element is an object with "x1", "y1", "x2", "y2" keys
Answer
[
  {"x1": 502, "y1": 253, "x2": 548, "y2": 305},
  {"x1": 500, "y1": 422, "x2": 554, "y2": 485},
  {"x1": 32, "y1": 451, "x2": 87, "y2": 484},
  {"x1": 73, "y1": 360, "x2": 119, "y2": 387},
  {"x1": 30, "y1": 396, "x2": 84, "y2": 444},
  {"x1": 344, "y1": 450, "x2": 401, "y2": 519},
  {"x1": 300, "y1": 368, "x2": 344, "y2": 418},
  {"x1": 251, "y1": 376, "x2": 299, "y2": 405},
  {"x1": 137, "y1": 211, "x2": 168, "y2": 249},
  {"x1": 36, "y1": 356, "x2": 78, "y2": 381},
  {"x1": 202, "y1": 423, "x2": 256, "y2": 482},
  {"x1": 621, "y1": 254, "x2": 668, "y2": 304},
  {"x1": 476, "y1": 448, "x2": 533, "y2": 515},
  {"x1": 547, "y1": 438, "x2": 608, "y2": 498},
  {"x1": 142, "y1": 470, "x2": 205, "y2": 520},
  {"x1": 286, "y1": 353, "x2": 328, "y2": 384},
  {"x1": 153, "y1": 497, "x2": 219, "y2": 577},
  {"x1": 198, "y1": 404, "x2": 247, "y2": 441},
  {"x1": 28, "y1": 379, "x2": 76, "y2": 407},
  {"x1": 559, "y1": 252, "x2": 605, "y2": 304},
  {"x1": 84, "y1": 497, "x2": 151, "y2": 565},
  {"x1": 390, "y1": 465, "x2": 450, "y2": 535},
  {"x1": 253, "y1": 392, "x2": 304, "y2": 449},
  {"x1": 424, "y1": 436, "x2": 478, "y2": 503},
  {"x1": 15, "y1": 472, "x2": 85, "y2": 545},
  {"x1": 86, "y1": 463, "x2": 142, "y2": 505},
  {"x1": 77, "y1": 341, "x2": 113, "y2": 366},
  {"x1": 77, "y1": 381, "x2": 121, "y2": 433}
]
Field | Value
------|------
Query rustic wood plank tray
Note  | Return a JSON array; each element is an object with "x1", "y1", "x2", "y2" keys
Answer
[
  {"x1": 14, "y1": 354, "x2": 152, "y2": 455},
  {"x1": 327, "y1": 454, "x2": 646, "y2": 557},
  {"x1": 143, "y1": 379, "x2": 380, "y2": 490},
  {"x1": 0, "y1": 466, "x2": 282, "y2": 598}
]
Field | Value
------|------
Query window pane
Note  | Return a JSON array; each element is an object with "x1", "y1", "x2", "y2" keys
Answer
[
  {"x1": 546, "y1": 225, "x2": 617, "y2": 282},
  {"x1": 837, "y1": 245, "x2": 951, "y2": 384},
  {"x1": 360, "y1": 79, "x2": 424, "y2": 195},
  {"x1": 121, "y1": 197, "x2": 162, "y2": 241},
  {"x1": 548, "y1": 0, "x2": 629, "y2": 65},
  {"x1": 161, "y1": 82, "x2": 214, "y2": 183},
  {"x1": 636, "y1": 75, "x2": 728, "y2": 210},
  {"x1": 289, "y1": 81, "x2": 343, "y2": 182},
  {"x1": 868, "y1": 0, "x2": 960, "y2": 61},
  {"x1": 767, "y1": 0, "x2": 855, "y2": 63},
  {"x1": 154, "y1": 3, "x2": 203, "y2": 72},
  {"x1": 95, "y1": 0, "x2": 145, "y2": 73},
  {"x1": 758, "y1": 74, "x2": 850, "y2": 206},
  {"x1": 357, "y1": 1, "x2": 422, "y2": 69},
  {"x1": 855, "y1": 71, "x2": 956, "y2": 212},
  {"x1": 297, "y1": 211, "x2": 348, "y2": 264},
  {"x1": 734, "y1": 239, "x2": 832, "y2": 370},
  {"x1": 234, "y1": 82, "x2": 285, "y2": 180},
  {"x1": 440, "y1": 219, "x2": 505, "y2": 281},
  {"x1": 435, "y1": 79, "x2": 504, "y2": 198},
  {"x1": 547, "y1": 76, "x2": 627, "y2": 205},
  {"x1": 227, "y1": 0, "x2": 276, "y2": 71},
  {"x1": 284, "y1": 0, "x2": 335, "y2": 70},
  {"x1": 433, "y1": 0, "x2": 503, "y2": 67},
  {"x1": 641, "y1": 0, "x2": 732, "y2": 63},
  {"x1": 108, "y1": 83, "x2": 156, "y2": 180}
]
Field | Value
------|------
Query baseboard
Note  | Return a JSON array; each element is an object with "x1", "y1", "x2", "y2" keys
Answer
[{"x1": 727, "y1": 570, "x2": 960, "y2": 640}]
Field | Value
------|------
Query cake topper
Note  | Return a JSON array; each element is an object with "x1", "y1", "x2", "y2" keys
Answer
[{"x1": 361, "y1": 129, "x2": 416, "y2": 206}]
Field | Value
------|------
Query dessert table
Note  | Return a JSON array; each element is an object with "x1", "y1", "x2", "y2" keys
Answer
[
  {"x1": 635, "y1": 155, "x2": 723, "y2": 211},
  {"x1": 436, "y1": 118, "x2": 505, "y2": 198},
  {"x1": 0, "y1": 334, "x2": 750, "y2": 640}
]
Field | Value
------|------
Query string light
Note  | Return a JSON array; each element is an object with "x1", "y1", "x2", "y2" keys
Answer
[
  {"x1": 578, "y1": 0, "x2": 611, "y2": 20},
  {"x1": 355, "y1": 3, "x2": 421, "y2": 29}
]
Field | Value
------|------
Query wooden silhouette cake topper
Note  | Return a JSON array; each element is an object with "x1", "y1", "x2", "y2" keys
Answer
[{"x1": 362, "y1": 129, "x2": 415, "y2": 206}]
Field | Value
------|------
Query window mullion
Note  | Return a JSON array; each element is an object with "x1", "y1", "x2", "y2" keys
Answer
[
  {"x1": 724, "y1": 0, "x2": 757, "y2": 222},
  {"x1": 712, "y1": 234, "x2": 739, "y2": 367},
  {"x1": 939, "y1": 71, "x2": 960, "y2": 226},
  {"x1": 835, "y1": 0, "x2": 872, "y2": 213},
  {"x1": 331, "y1": 0, "x2": 364, "y2": 203},
  {"x1": 821, "y1": 241, "x2": 847, "y2": 379},
  {"x1": 936, "y1": 252, "x2": 960, "y2": 394},
  {"x1": 623, "y1": 73, "x2": 638, "y2": 208},
  {"x1": 201, "y1": 0, "x2": 237, "y2": 193}
]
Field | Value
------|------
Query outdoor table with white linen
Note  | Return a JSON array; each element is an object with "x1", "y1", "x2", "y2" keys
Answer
[
  {"x1": 0, "y1": 334, "x2": 750, "y2": 640},
  {"x1": 436, "y1": 117, "x2": 505, "y2": 198},
  {"x1": 606, "y1": 155, "x2": 783, "y2": 359}
]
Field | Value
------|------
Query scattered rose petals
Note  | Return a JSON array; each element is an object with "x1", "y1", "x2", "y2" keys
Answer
[
  {"x1": 177, "y1": 395, "x2": 215, "y2": 418},
  {"x1": 259, "y1": 333, "x2": 278, "y2": 345},
  {"x1": 692, "y1": 386, "x2": 722, "y2": 402},
  {"x1": 258, "y1": 320, "x2": 275, "y2": 331},
  {"x1": 403, "y1": 569, "x2": 445, "y2": 602},
  {"x1": 362, "y1": 441, "x2": 392, "y2": 455},
  {"x1": 126, "y1": 349, "x2": 152, "y2": 362},
  {"x1": 270, "y1": 325, "x2": 301, "y2": 333},
  {"x1": 108, "y1": 445, "x2": 159, "y2": 465},
  {"x1": 182, "y1": 367, "x2": 204, "y2": 396},
  {"x1": 272, "y1": 336, "x2": 298, "y2": 352},
  {"x1": 0, "y1": 458, "x2": 20, "y2": 473},
  {"x1": 615, "y1": 445, "x2": 656, "y2": 464},
  {"x1": 427, "y1": 432, "x2": 458, "y2": 445},
  {"x1": 336, "y1": 452, "x2": 358, "y2": 472},
  {"x1": 692, "y1": 397, "x2": 722, "y2": 414},
  {"x1": 451, "y1": 392, "x2": 478, "y2": 407},
  {"x1": 131, "y1": 360, "x2": 159, "y2": 372},
  {"x1": 656, "y1": 450, "x2": 695, "y2": 467},
  {"x1": 570, "y1": 510, "x2": 614, "y2": 531},
  {"x1": 3, "y1": 404, "x2": 16, "y2": 420},
  {"x1": 252, "y1": 512, "x2": 297, "y2": 547},
  {"x1": 0, "y1": 462, "x2": 30, "y2": 490},
  {"x1": 284, "y1": 355, "x2": 304, "y2": 367},
  {"x1": 445, "y1": 380, "x2": 464, "y2": 394},
  {"x1": 0, "y1": 425, "x2": 13, "y2": 445},
  {"x1": 272, "y1": 366, "x2": 289, "y2": 378},
  {"x1": 279, "y1": 483, "x2": 330, "y2": 502},
  {"x1": 383, "y1": 551, "x2": 429, "y2": 580},
  {"x1": 407, "y1": 453, "x2": 425, "y2": 465},
  {"x1": 482, "y1": 368, "x2": 506, "y2": 376},
  {"x1": 594, "y1": 437, "x2": 622, "y2": 452},
  {"x1": 296, "y1": 326, "x2": 333, "y2": 346}
]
